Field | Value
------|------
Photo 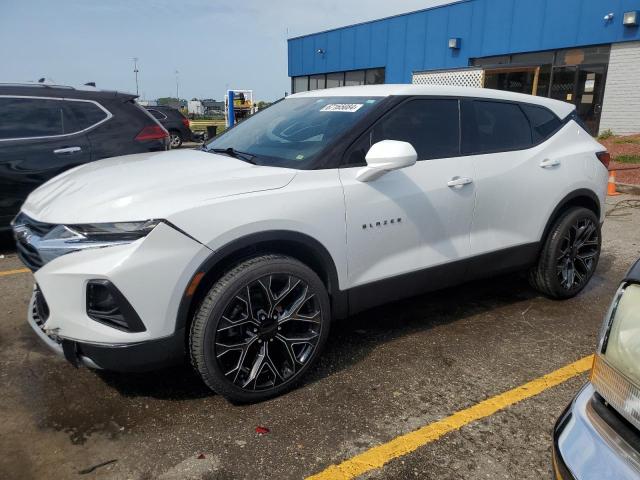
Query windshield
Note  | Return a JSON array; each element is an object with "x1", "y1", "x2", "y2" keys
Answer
[{"x1": 205, "y1": 97, "x2": 381, "y2": 168}]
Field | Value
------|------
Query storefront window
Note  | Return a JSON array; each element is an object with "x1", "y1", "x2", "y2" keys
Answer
[
  {"x1": 293, "y1": 76, "x2": 309, "y2": 93},
  {"x1": 555, "y1": 46, "x2": 610, "y2": 66},
  {"x1": 309, "y1": 74, "x2": 326, "y2": 90},
  {"x1": 326, "y1": 72, "x2": 345, "y2": 88},
  {"x1": 511, "y1": 51, "x2": 555, "y2": 66},
  {"x1": 345, "y1": 70, "x2": 366, "y2": 86},
  {"x1": 366, "y1": 68, "x2": 385, "y2": 85}
]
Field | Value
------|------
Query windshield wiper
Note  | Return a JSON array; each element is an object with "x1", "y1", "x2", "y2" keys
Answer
[{"x1": 210, "y1": 147, "x2": 257, "y2": 164}]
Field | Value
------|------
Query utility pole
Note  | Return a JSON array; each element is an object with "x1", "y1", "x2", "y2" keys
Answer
[
  {"x1": 175, "y1": 69, "x2": 179, "y2": 102},
  {"x1": 133, "y1": 58, "x2": 139, "y2": 96}
]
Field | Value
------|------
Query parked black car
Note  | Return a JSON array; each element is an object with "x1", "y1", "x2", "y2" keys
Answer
[
  {"x1": 0, "y1": 83, "x2": 169, "y2": 230},
  {"x1": 145, "y1": 105, "x2": 192, "y2": 148}
]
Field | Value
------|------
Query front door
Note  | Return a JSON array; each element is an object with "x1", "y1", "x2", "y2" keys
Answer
[
  {"x1": 339, "y1": 98, "x2": 476, "y2": 309},
  {"x1": 575, "y1": 65, "x2": 607, "y2": 136},
  {"x1": 550, "y1": 65, "x2": 607, "y2": 135}
]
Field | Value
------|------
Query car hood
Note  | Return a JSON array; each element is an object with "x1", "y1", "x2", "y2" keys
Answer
[{"x1": 22, "y1": 149, "x2": 296, "y2": 224}]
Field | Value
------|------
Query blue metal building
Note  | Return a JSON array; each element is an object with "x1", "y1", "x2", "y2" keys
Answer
[{"x1": 287, "y1": 0, "x2": 640, "y2": 135}]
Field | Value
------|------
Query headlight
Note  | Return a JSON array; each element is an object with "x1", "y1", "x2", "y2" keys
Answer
[
  {"x1": 63, "y1": 220, "x2": 162, "y2": 241},
  {"x1": 592, "y1": 282, "x2": 640, "y2": 431},
  {"x1": 13, "y1": 215, "x2": 163, "y2": 269}
]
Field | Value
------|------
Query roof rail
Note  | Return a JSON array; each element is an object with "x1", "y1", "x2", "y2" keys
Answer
[{"x1": 0, "y1": 82, "x2": 74, "y2": 89}]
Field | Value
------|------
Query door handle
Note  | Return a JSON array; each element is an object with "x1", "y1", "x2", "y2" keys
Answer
[
  {"x1": 447, "y1": 176, "x2": 473, "y2": 188},
  {"x1": 539, "y1": 158, "x2": 560, "y2": 168},
  {"x1": 53, "y1": 146, "x2": 82, "y2": 155}
]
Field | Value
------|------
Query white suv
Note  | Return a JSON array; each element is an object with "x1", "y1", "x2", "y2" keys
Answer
[{"x1": 13, "y1": 85, "x2": 608, "y2": 402}]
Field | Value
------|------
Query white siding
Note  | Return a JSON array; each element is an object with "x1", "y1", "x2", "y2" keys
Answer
[{"x1": 599, "y1": 41, "x2": 640, "y2": 136}]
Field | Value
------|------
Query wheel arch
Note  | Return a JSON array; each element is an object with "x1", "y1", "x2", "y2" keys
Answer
[
  {"x1": 175, "y1": 230, "x2": 347, "y2": 335},
  {"x1": 540, "y1": 189, "x2": 601, "y2": 246}
]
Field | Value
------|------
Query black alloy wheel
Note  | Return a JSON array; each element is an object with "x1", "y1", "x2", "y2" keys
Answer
[
  {"x1": 556, "y1": 216, "x2": 599, "y2": 290},
  {"x1": 529, "y1": 207, "x2": 601, "y2": 299},
  {"x1": 190, "y1": 255, "x2": 330, "y2": 403}
]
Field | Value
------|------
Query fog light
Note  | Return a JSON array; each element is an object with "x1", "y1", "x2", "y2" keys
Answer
[{"x1": 86, "y1": 280, "x2": 145, "y2": 332}]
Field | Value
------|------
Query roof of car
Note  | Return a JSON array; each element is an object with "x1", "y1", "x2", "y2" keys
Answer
[
  {"x1": 289, "y1": 84, "x2": 575, "y2": 118},
  {"x1": 147, "y1": 105, "x2": 178, "y2": 110},
  {"x1": 0, "y1": 83, "x2": 137, "y2": 101},
  {"x1": 625, "y1": 258, "x2": 640, "y2": 283}
]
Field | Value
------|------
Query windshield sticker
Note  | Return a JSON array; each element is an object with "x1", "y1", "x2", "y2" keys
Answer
[{"x1": 320, "y1": 103, "x2": 363, "y2": 113}]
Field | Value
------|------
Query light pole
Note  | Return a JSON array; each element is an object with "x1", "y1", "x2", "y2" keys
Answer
[
  {"x1": 175, "y1": 69, "x2": 179, "y2": 103},
  {"x1": 133, "y1": 58, "x2": 139, "y2": 96}
]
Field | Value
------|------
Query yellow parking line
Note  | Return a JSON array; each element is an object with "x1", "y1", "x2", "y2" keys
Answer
[
  {"x1": 0, "y1": 268, "x2": 30, "y2": 277},
  {"x1": 307, "y1": 355, "x2": 593, "y2": 480}
]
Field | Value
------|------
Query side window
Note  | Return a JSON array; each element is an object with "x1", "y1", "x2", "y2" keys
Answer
[
  {"x1": 147, "y1": 109, "x2": 166, "y2": 120},
  {"x1": 0, "y1": 97, "x2": 64, "y2": 139},
  {"x1": 344, "y1": 98, "x2": 460, "y2": 166},
  {"x1": 373, "y1": 99, "x2": 460, "y2": 160},
  {"x1": 63, "y1": 100, "x2": 108, "y2": 133},
  {"x1": 521, "y1": 104, "x2": 561, "y2": 143},
  {"x1": 461, "y1": 100, "x2": 532, "y2": 155}
]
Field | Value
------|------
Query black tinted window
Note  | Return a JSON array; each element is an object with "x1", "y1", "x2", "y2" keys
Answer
[
  {"x1": 462, "y1": 101, "x2": 532, "y2": 154},
  {"x1": 521, "y1": 104, "x2": 561, "y2": 143},
  {"x1": 0, "y1": 97, "x2": 64, "y2": 139},
  {"x1": 147, "y1": 109, "x2": 166, "y2": 120},
  {"x1": 64, "y1": 100, "x2": 108, "y2": 132},
  {"x1": 344, "y1": 99, "x2": 460, "y2": 166},
  {"x1": 373, "y1": 99, "x2": 459, "y2": 160}
]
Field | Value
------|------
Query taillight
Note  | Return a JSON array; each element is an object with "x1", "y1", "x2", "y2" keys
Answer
[
  {"x1": 135, "y1": 125, "x2": 168, "y2": 141},
  {"x1": 596, "y1": 151, "x2": 611, "y2": 169},
  {"x1": 181, "y1": 117, "x2": 190, "y2": 128}
]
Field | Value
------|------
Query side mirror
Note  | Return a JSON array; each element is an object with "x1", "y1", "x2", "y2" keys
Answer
[{"x1": 356, "y1": 140, "x2": 417, "y2": 182}]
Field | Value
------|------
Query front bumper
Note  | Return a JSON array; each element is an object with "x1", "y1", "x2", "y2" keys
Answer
[
  {"x1": 27, "y1": 291, "x2": 186, "y2": 371},
  {"x1": 553, "y1": 383, "x2": 640, "y2": 479},
  {"x1": 22, "y1": 221, "x2": 211, "y2": 369}
]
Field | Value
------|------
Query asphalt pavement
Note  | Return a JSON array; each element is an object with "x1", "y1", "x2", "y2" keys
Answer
[{"x1": 1, "y1": 194, "x2": 639, "y2": 480}]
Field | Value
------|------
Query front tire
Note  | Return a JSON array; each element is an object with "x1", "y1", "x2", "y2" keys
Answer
[
  {"x1": 529, "y1": 207, "x2": 601, "y2": 299},
  {"x1": 189, "y1": 254, "x2": 330, "y2": 403}
]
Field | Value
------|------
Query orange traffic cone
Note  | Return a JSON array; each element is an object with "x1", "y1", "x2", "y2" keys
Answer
[{"x1": 608, "y1": 170, "x2": 621, "y2": 196}]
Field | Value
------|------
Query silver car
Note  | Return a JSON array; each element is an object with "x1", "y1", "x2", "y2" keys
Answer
[{"x1": 553, "y1": 258, "x2": 640, "y2": 479}]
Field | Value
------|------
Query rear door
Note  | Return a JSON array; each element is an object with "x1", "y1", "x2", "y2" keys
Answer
[
  {"x1": 339, "y1": 98, "x2": 476, "y2": 306},
  {"x1": 464, "y1": 99, "x2": 568, "y2": 270},
  {"x1": 0, "y1": 96, "x2": 92, "y2": 226}
]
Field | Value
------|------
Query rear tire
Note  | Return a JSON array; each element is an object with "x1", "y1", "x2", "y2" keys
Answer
[
  {"x1": 169, "y1": 131, "x2": 182, "y2": 148},
  {"x1": 529, "y1": 207, "x2": 601, "y2": 299},
  {"x1": 189, "y1": 254, "x2": 330, "y2": 403}
]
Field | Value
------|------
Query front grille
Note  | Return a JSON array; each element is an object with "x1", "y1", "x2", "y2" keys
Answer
[
  {"x1": 33, "y1": 287, "x2": 50, "y2": 325},
  {"x1": 12, "y1": 213, "x2": 56, "y2": 272},
  {"x1": 32, "y1": 287, "x2": 60, "y2": 345},
  {"x1": 16, "y1": 237, "x2": 44, "y2": 272}
]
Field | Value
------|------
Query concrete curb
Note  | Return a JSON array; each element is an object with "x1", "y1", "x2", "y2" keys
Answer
[{"x1": 616, "y1": 182, "x2": 640, "y2": 195}]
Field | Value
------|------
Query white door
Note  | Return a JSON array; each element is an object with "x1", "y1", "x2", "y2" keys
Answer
[
  {"x1": 462, "y1": 100, "x2": 569, "y2": 256},
  {"x1": 339, "y1": 98, "x2": 476, "y2": 290}
]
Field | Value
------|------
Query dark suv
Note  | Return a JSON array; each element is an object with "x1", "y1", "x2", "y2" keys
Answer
[
  {"x1": 145, "y1": 105, "x2": 192, "y2": 148},
  {"x1": 0, "y1": 83, "x2": 169, "y2": 230}
]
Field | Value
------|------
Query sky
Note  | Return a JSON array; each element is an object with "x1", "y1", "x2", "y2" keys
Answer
[{"x1": 0, "y1": 0, "x2": 452, "y2": 102}]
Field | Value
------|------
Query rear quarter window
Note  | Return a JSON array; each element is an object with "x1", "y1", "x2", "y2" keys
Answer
[
  {"x1": 63, "y1": 100, "x2": 109, "y2": 132},
  {"x1": 521, "y1": 104, "x2": 562, "y2": 143},
  {"x1": 461, "y1": 100, "x2": 532, "y2": 155}
]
